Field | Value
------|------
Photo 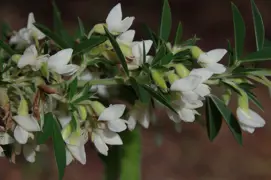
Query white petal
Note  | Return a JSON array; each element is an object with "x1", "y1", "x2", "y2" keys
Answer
[
  {"x1": 58, "y1": 116, "x2": 72, "y2": 128},
  {"x1": 119, "y1": 17, "x2": 135, "y2": 33},
  {"x1": 97, "y1": 85, "x2": 109, "y2": 98},
  {"x1": 189, "y1": 68, "x2": 213, "y2": 83},
  {"x1": 27, "y1": 12, "x2": 35, "y2": 29},
  {"x1": 146, "y1": 56, "x2": 153, "y2": 64},
  {"x1": 98, "y1": 104, "x2": 126, "y2": 121},
  {"x1": 132, "y1": 40, "x2": 153, "y2": 60},
  {"x1": 108, "y1": 119, "x2": 127, "y2": 132},
  {"x1": 17, "y1": 45, "x2": 37, "y2": 68},
  {"x1": 102, "y1": 130, "x2": 123, "y2": 145},
  {"x1": 23, "y1": 145, "x2": 36, "y2": 163},
  {"x1": 127, "y1": 114, "x2": 137, "y2": 130},
  {"x1": 182, "y1": 91, "x2": 200, "y2": 102},
  {"x1": 93, "y1": 133, "x2": 109, "y2": 156},
  {"x1": 55, "y1": 64, "x2": 79, "y2": 75},
  {"x1": 170, "y1": 75, "x2": 202, "y2": 92},
  {"x1": 106, "y1": 3, "x2": 122, "y2": 32},
  {"x1": 206, "y1": 63, "x2": 226, "y2": 74},
  {"x1": 178, "y1": 108, "x2": 196, "y2": 122},
  {"x1": 194, "y1": 84, "x2": 211, "y2": 97},
  {"x1": 183, "y1": 99, "x2": 203, "y2": 109},
  {"x1": 31, "y1": 26, "x2": 46, "y2": 40},
  {"x1": 0, "y1": 132, "x2": 14, "y2": 145},
  {"x1": 13, "y1": 115, "x2": 40, "y2": 132},
  {"x1": 67, "y1": 144, "x2": 86, "y2": 165},
  {"x1": 206, "y1": 49, "x2": 227, "y2": 63},
  {"x1": 0, "y1": 146, "x2": 3, "y2": 153},
  {"x1": 237, "y1": 108, "x2": 265, "y2": 128},
  {"x1": 14, "y1": 143, "x2": 22, "y2": 155},
  {"x1": 14, "y1": 126, "x2": 28, "y2": 144},
  {"x1": 239, "y1": 123, "x2": 255, "y2": 133},
  {"x1": 66, "y1": 149, "x2": 73, "y2": 166},
  {"x1": 79, "y1": 70, "x2": 94, "y2": 81},
  {"x1": 167, "y1": 109, "x2": 181, "y2": 123},
  {"x1": 47, "y1": 48, "x2": 73, "y2": 69},
  {"x1": 138, "y1": 110, "x2": 150, "y2": 128},
  {"x1": 117, "y1": 30, "x2": 135, "y2": 46},
  {"x1": 127, "y1": 64, "x2": 139, "y2": 70}
]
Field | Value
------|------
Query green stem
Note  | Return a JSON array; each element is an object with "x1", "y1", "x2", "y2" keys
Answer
[{"x1": 78, "y1": 78, "x2": 125, "y2": 87}]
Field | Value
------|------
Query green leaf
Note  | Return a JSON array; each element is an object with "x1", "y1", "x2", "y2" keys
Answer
[
  {"x1": 53, "y1": 116, "x2": 66, "y2": 180},
  {"x1": 209, "y1": 95, "x2": 242, "y2": 145},
  {"x1": 160, "y1": 53, "x2": 174, "y2": 65},
  {"x1": 142, "y1": 40, "x2": 146, "y2": 64},
  {"x1": 78, "y1": 17, "x2": 86, "y2": 37},
  {"x1": 180, "y1": 35, "x2": 200, "y2": 46},
  {"x1": 242, "y1": 48, "x2": 271, "y2": 62},
  {"x1": 251, "y1": 0, "x2": 265, "y2": 51},
  {"x1": 37, "y1": 113, "x2": 54, "y2": 144},
  {"x1": 52, "y1": 1, "x2": 73, "y2": 46},
  {"x1": 174, "y1": 22, "x2": 183, "y2": 46},
  {"x1": 151, "y1": 43, "x2": 167, "y2": 67},
  {"x1": 246, "y1": 90, "x2": 264, "y2": 111},
  {"x1": 141, "y1": 84, "x2": 177, "y2": 114},
  {"x1": 73, "y1": 36, "x2": 107, "y2": 55},
  {"x1": 120, "y1": 128, "x2": 141, "y2": 180},
  {"x1": 68, "y1": 77, "x2": 78, "y2": 100},
  {"x1": 227, "y1": 40, "x2": 235, "y2": 66},
  {"x1": 104, "y1": 27, "x2": 129, "y2": 76},
  {"x1": 234, "y1": 67, "x2": 271, "y2": 76},
  {"x1": 0, "y1": 39, "x2": 16, "y2": 55},
  {"x1": 159, "y1": 0, "x2": 172, "y2": 41},
  {"x1": 206, "y1": 96, "x2": 222, "y2": 141},
  {"x1": 264, "y1": 39, "x2": 271, "y2": 48},
  {"x1": 231, "y1": 3, "x2": 246, "y2": 59},
  {"x1": 130, "y1": 77, "x2": 150, "y2": 103},
  {"x1": 34, "y1": 23, "x2": 70, "y2": 49},
  {"x1": 1, "y1": 21, "x2": 11, "y2": 41},
  {"x1": 144, "y1": 24, "x2": 159, "y2": 48}
]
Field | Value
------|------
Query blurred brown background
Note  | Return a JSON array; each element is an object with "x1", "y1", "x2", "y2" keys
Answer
[{"x1": 0, "y1": 0, "x2": 271, "y2": 179}]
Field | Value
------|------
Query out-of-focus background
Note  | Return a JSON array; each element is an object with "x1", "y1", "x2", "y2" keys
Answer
[{"x1": 0, "y1": 0, "x2": 271, "y2": 179}]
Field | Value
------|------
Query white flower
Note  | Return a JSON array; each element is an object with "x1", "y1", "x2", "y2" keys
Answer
[
  {"x1": 92, "y1": 128, "x2": 123, "y2": 156},
  {"x1": 58, "y1": 116, "x2": 87, "y2": 165},
  {"x1": 167, "y1": 98, "x2": 203, "y2": 123},
  {"x1": 236, "y1": 107, "x2": 266, "y2": 133},
  {"x1": 9, "y1": 13, "x2": 45, "y2": 48},
  {"x1": 127, "y1": 101, "x2": 150, "y2": 130},
  {"x1": 106, "y1": 3, "x2": 135, "y2": 34},
  {"x1": 22, "y1": 144, "x2": 37, "y2": 163},
  {"x1": 13, "y1": 115, "x2": 40, "y2": 144},
  {"x1": 116, "y1": 30, "x2": 135, "y2": 46},
  {"x1": 98, "y1": 104, "x2": 127, "y2": 132},
  {"x1": 0, "y1": 146, "x2": 4, "y2": 157},
  {"x1": 198, "y1": 49, "x2": 227, "y2": 74},
  {"x1": 128, "y1": 40, "x2": 153, "y2": 70},
  {"x1": 47, "y1": 48, "x2": 79, "y2": 76},
  {"x1": 79, "y1": 70, "x2": 109, "y2": 98},
  {"x1": 17, "y1": 45, "x2": 48, "y2": 70},
  {"x1": 0, "y1": 131, "x2": 15, "y2": 146}
]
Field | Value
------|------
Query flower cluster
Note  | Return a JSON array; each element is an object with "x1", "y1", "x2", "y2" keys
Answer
[{"x1": 0, "y1": 1, "x2": 269, "y2": 179}]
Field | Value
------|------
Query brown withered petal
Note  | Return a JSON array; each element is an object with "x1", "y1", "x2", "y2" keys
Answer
[
  {"x1": 33, "y1": 90, "x2": 41, "y2": 121},
  {"x1": 38, "y1": 85, "x2": 58, "y2": 94}
]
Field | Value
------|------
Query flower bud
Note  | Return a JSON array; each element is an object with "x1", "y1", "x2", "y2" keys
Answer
[
  {"x1": 18, "y1": 98, "x2": 29, "y2": 116},
  {"x1": 151, "y1": 70, "x2": 168, "y2": 93},
  {"x1": 238, "y1": 93, "x2": 249, "y2": 113},
  {"x1": 190, "y1": 46, "x2": 203, "y2": 59},
  {"x1": 62, "y1": 124, "x2": 72, "y2": 140},
  {"x1": 119, "y1": 44, "x2": 133, "y2": 57},
  {"x1": 11, "y1": 54, "x2": 21, "y2": 64},
  {"x1": 93, "y1": 24, "x2": 106, "y2": 34},
  {"x1": 90, "y1": 101, "x2": 105, "y2": 116},
  {"x1": 78, "y1": 105, "x2": 87, "y2": 121},
  {"x1": 33, "y1": 77, "x2": 45, "y2": 87},
  {"x1": 174, "y1": 64, "x2": 190, "y2": 78},
  {"x1": 167, "y1": 72, "x2": 179, "y2": 84},
  {"x1": 222, "y1": 89, "x2": 231, "y2": 106}
]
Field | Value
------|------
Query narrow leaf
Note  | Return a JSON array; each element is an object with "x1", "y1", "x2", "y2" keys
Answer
[
  {"x1": 151, "y1": 44, "x2": 167, "y2": 67},
  {"x1": 104, "y1": 27, "x2": 129, "y2": 76},
  {"x1": 141, "y1": 84, "x2": 177, "y2": 113},
  {"x1": 251, "y1": 0, "x2": 265, "y2": 51},
  {"x1": 246, "y1": 90, "x2": 264, "y2": 111},
  {"x1": 37, "y1": 113, "x2": 54, "y2": 144},
  {"x1": 0, "y1": 39, "x2": 16, "y2": 55},
  {"x1": 209, "y1": 95, "x2": 242, "y2": 145},
  {"x1": 264, "y1": 39, "x2": 271, "y2": 48},
  {"x1": 68, "y1": 77, "x2": 78, "y2": 100},
  {"x1": 242, "y1": 48, "x2": 271, "y2": 62},
  {"x1": 53, "y1": 117, "x2": 66, "y2": 180},
  {"x1": 206, "y1": 96, "x2": 222, "y2": 141},
  {"x1": 159, "y1": 0, "x2": 172, "y2": 41},
  {"x1": 130, "y1": 77, "x2": 150, "y2": 103},
  {"x1": 144, "y1": 24, "x2": 158, "y2": 48},
  {"x1": 174, "y1": 22, "x2": 183, "y2": 46},
  {"x1": 78, "y1": 17, "x2": 86, "y2": 37},
  {"x1": 34, "y1": 23, "x2": 70, "y2": 49},
  {"x1": 231, "y1": 3, "x2": 246, "y2": 59},
  {"x1": 73, "y1": 36, "x2": 107, "y2": 55},
  {"x1": 160, "y1": 53, "x2": 174, "y2": 66}
]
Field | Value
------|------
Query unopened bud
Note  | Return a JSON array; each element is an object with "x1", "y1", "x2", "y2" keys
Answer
[
  {"x1": 119, "y1": 44, "x2": 133, "y2": 57},
  {"x1": 18, "y1": 98, "x2": 29, "y2": 116},
  {"x1": 222, "y1": 89, "x2": 231, "y2": 106},
  {"x1": 151, "y1": 70, "x2": 168, "y2": 93},
  {"x1": 93, "y1": 24, "x2": 106, "y2": 34},
  {"x1": 90, "y1": 101, "x2": 105, "y2": 116},
  {"x1": 167, "y1": 72, "x2": 179, "y2": 84},
  {"x1": 190, "y1": 46, "x2": 203, "y2": 59},
  {"x1": 78, "y1": 105, "x2": 87, "y2": 121},
  {"x1": 174, "y1": 64, "x2": 190, "y2": 78},
  {"x1": 11, "y1": 54, "x2": 21, "y2": 63},
  {"x1": 238, "y1": 93, "x2": 249, "y2": 113},
  {"x1": 33, "y1": 77, "x2": 45, "y2": 87}
]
